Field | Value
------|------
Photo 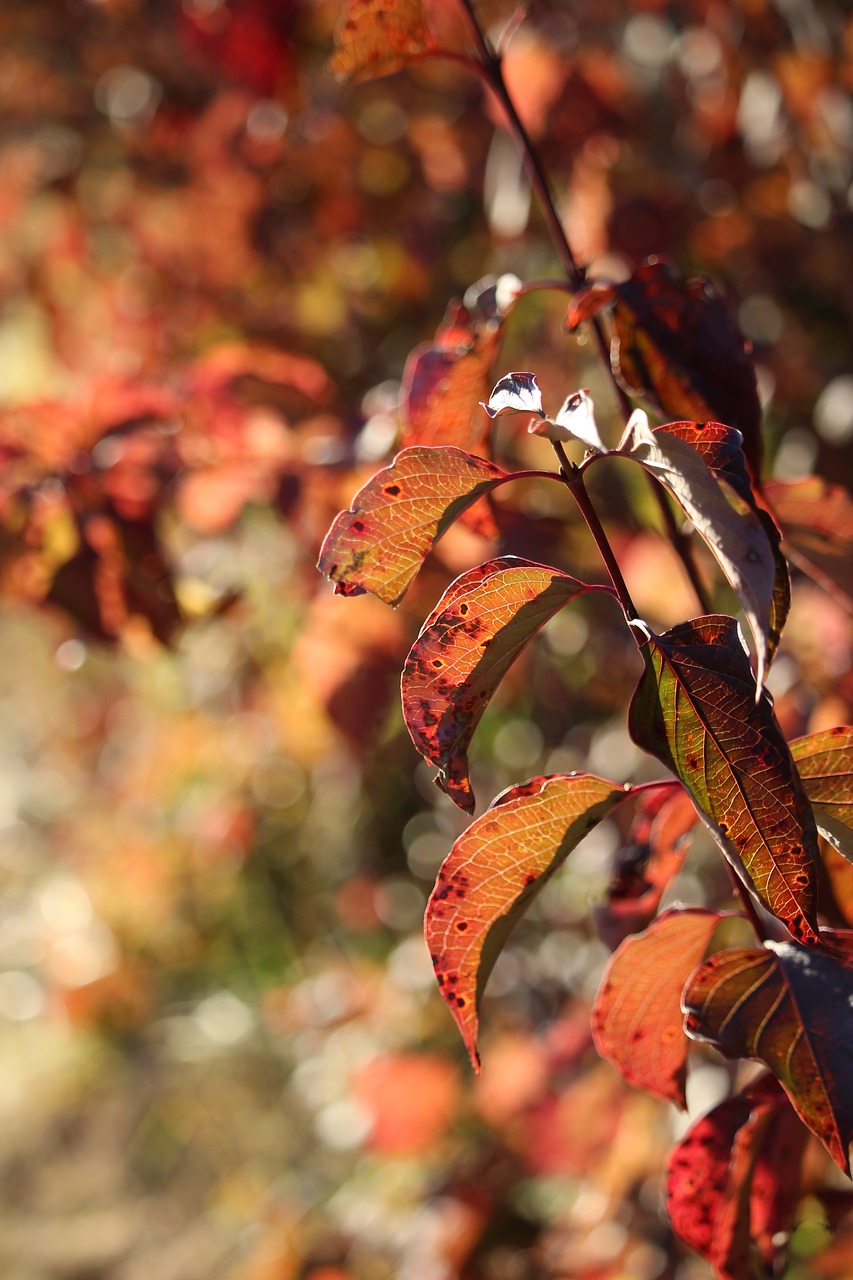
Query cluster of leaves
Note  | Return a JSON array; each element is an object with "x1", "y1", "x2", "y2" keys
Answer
[{"x1": 319, "y1": 1, "x2": 853, "y2": 1276}]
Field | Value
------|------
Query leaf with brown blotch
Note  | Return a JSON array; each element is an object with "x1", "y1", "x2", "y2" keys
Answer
[
  {"x1": 317, "y1": 447, "x2": 510, "y2": 605},
  {"x1": 591, "y1": 907, "x2": 722, "y2": 1107},
  {"x1": 665, "y1": 1073, "x2": 807, "y2": 1279},
  {"x1": 594, "y1": 785, "x2": 697, "y2": 950},
  {"x1": 683, "y1": 939, "x2": 853, "y2": 1174},
  {"x1": 482, "y1": 372, "x2": 545, "y2": 420},
  {"x1": 328, "y1": 0, "x2": 440, "y2": 83},
  {"x1": 764, "y1": 476, "x2": 853, "y2": 613},
  {"x1": 426, "y1": 773, "x2": 630, "y2": 1070},
  {"x1": 567, "y1": 258, "x2": 763, "y2": 478},
  {"x1": 628, "y1": 614, "x2": 820, "y2": 944},
  {"x1": 628, "y1": 413, "x2": 778, "y2": 690},
  {"x1": 403, "y1": 558, "x2": 608, "y2": 812},
  {"x1": 790, "y1": 727, "x2": 853, "y2": 862}
]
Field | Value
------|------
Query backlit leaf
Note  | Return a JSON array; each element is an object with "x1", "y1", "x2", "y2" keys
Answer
[
  {"x1": 683, "y1": 939, "x2": 853, "y2": 1174},
  {"x1": 790, "y1": 727, "x2": 853, "y2": 861},
  {"x1": 665, "y1": 1073, "x2": 807, "y2": 1279},
  {"x1": 426, "y1": 774, "x2": 629, "y2": 1069},
  {"x1": 328, "y1": 0, "x2": 440, "y2": 83},
  {"x1": 403, "y1": 557, "x2": 606, "y2": 812},
  {"x1": 482, "y1": 372, "x2": 544, "y2": 420},
  {"x1": 594, "y1": 785, "x2": 697, "y2": 950},
  {"x1": 628, "y1": 412, "x2": 777, "y2": 689},
  {"x1": 628, "y1": 615, "x2": 820, "y2": 944},
  {"x1": 317, "y1": 447, "x2": 509, "y2": 604},
  {"x1": 401, "y1": 276, "x2": 521, "y2": 456},
  {"x1": 547, "y1": 388, "x2": 606, "y2": 452},
  {"x1": 568, "y1": 258, "x2": 763, "y2": 477},
  {"x1": 764, "y1": 476, "x2": 853, "y2": 613},
  {"x1": 591, "y1": 906, "x2": 722, "y2": 1106}
]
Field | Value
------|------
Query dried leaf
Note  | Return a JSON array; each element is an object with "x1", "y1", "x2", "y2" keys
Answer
[
  {"x1": 628, "y1": 413, "x2": 777, "y2": 689},
  {"x1": 403, "y1": 557, "x2": 606, "y2": 812},
  {"x1": 426, "y1": 774, "x2": 629, "y2": 1069},
  {"x1": 764, "y1": 476, "x2": 853, "y2": 613},
  {"x1": 328, "y1": 0, "x2": 440, "y2": 83},
  {"x1": 683, "y1": 939, "x2": 853, "y2": 1174},
  {"x1": 628, "y1": 615, "x2": 820, "y2": 944},
  {"x1": 317, "y1": 447, "x2": 509, "y2": 604},
  {"x1": 591, "y1": 906, "x2": 722, "y2": 1106},
  {"x1": 790, "y1": 727, "x2": 853, "y2": 861}
]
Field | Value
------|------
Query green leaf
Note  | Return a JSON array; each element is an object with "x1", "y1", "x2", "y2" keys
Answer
[
  {"x1": 790, "y1": 727, "x2": 853, "y2": 861},
  {"x1": 591, "y1": 906, "x2": 722, "y2": 1106},
  {"x1": 426, "y1": 774, "x2": 629, "y2": 1069},
  {"x1": 317, "y1": 446, "x2": 509, "y2": 604},
  {"x1": 683, "y1": 939, "x2": 853, "y2": 1175},
  {"x1": 627, "y1": 414, "x2": 778, "y2": 689},
  {"x1": 403, "y1": 557, "x2": 608, "y2": 812},
  {"x1": 628, "y1": 615, "x2": 820, "y2": 944}
]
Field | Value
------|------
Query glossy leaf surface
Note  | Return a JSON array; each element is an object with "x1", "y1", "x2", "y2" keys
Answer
[
  {"x1": 317, "y1": 447, "x2": 509, "y2": 604},
  {"x1": 483, "y1": 372, "x2": 544, "y2": 420},
  {"x1": 628, "y1": 413, "x2": 777, "y2": 688},
  {"x1": 594, "y1": 785, "x2": 696, "y2": 950},
  {"x1": 567, "y1": 258, "x2": 763, "y2": 477},
  {"x1": 426, "y1": 774, "x2": 628, "y2": 1069},
  {"x1": 666, "y1": 1073, "x2": 806, "y2": 1280},
  {"x1": 790, "y1": 727, "x2": 853, "y2": 860},
  {"x1": 764, "y1": 476, "x2": 853, "y2": 612},
  {"x1": 628, "y1": 615, "x2": 820, "y2": 943},
  {"x1": 403, "y1": 558, "x2": 603, "y2": 812},
  {"x1": 328, "y1": 0, "x2": 440, "y2": 82},
  {"x1": 683, "y1": 940, "x2": 853, "y2": 1173},
  {"x1": 591, "y1": 906, "x2": 721, "y2": 1106}
]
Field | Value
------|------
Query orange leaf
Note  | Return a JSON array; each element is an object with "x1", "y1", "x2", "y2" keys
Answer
[
  {"x1": 328, "y1": 0, "x2": 440, "y2": 84},
  {"x1": 426, "y1": 773, "x2": 629, "y2": 1069},
  {"x1": 591, "y1": 906, "x2": 722, "y2": 1107}
]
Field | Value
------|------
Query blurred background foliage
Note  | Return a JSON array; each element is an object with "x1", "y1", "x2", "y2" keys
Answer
[{"x1": 0, "y1": 0, "x2": 851, "y2": 1276}]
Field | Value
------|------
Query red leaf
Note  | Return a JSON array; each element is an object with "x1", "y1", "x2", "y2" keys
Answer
[
  {"x1": 317, "y1": 447, "x2": 510, "y2": 604},
  {"x1": 628, "y1": 615, "x2": 820, "y2": 944},
  {"x1": 569, "y1": 258, "x2": 763, "y2": 477},
  {"x1": 764, "y1": 476, "x2": 853, "y2": 613},
  {"x1": 683, "y1": 939, "x2": 853, "y2": 1174},
  {"x1": 403, "y1": 557, "x2": 607, "y2": 812},
  {"x1": 595, "y1": 786, "x2": 697, "y2": 949},
  {"x1": 666, "y1": 1073, "x2": 807, "y2": 1279},
  {"x1": 591, "y1": 907, "x2": 722, "y2": 1107},
  {"x1": 426, "y1": 774, "x2": 629, "y2": 1069},
  {"x1": 790, "y1": 726, "x2": 853, "y2": 862}
]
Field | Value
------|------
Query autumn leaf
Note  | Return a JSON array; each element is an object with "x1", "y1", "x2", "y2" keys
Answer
[
  {"x1": 591, "y1": 907, "x2": 722, "y2": 1107},
  {"x1": 566, "y1": 258, "x2": 763, "y2": 478},
  {"x1": 627, "y1": 412, "x2": 778, "y2": 689},
  {"x1": 665, "y1": 1073, "x2": 807, "y2": 1279},
  {"x1": 628, "y1": 615, "x2": 820, "y2": 944},
  {"x1": 683, "y1": 939, "x2": 853, "y2": 1174},
  {"x1": 403, "y1": 557, "x2": 609, "y2": 812},
  {"x1": 317, "y1": 447, "x2": 510, "y2": 604},
  {"x1": 595, "y1": 785, "x2": 697, "y2": 950},
  {"x1": 764, "y1": 476, "x2": 853, "y2": 613},
  {"x1": 401, "y1": 276, "x2": 520, "y2": 455},
  {"x1": 790, "y1": 727, "x2": 853, "y2": 861},
  {"x1": 426, "y1": 774, "x2": 629, "y2": 1069},
  {"x1": 328, "y1": 0, "x2": 441, "y2": 83},
  {"x1": 482, "y1": 371, "x2": 545, "y2": 420}
]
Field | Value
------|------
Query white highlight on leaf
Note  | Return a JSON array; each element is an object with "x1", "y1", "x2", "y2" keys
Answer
[
  {"x1": 482, "y1": 371, "x2": 544, "y2": 419},
  {"x1": 529, "y1": 388, "x2": 606, "y2": 451}
]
